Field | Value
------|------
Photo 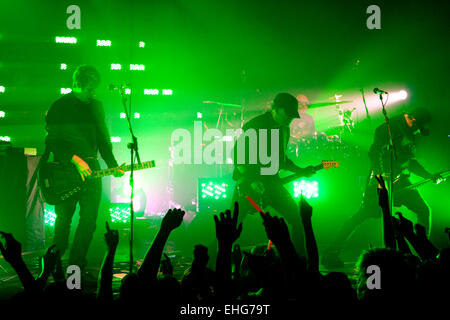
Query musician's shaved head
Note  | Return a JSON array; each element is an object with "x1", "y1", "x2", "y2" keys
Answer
[{"x1": 73, "y1": 65, "x2": 101, "y2": 90}]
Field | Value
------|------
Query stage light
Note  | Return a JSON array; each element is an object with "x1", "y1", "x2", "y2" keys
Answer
[
  {"x1": 134, "y1": 112, "x2": 140, "y2": 119},
  {"x1": 198, "y1": 178, "x2": 232, "y2": 211},
  {"x1": 125, "y1": 88, "x2": 131, "y2": 95},
  {"x1": 386, "y1": 89, "x2": 409, "y2": 105},
  {"x1": 197, "y1": 112, "x2": 203, "y2": 119},
  {"x1": 130, "y1": 64, "x2": 145, "y2": 71},
  {"x1": 162, "y1": 89, "x2": 173, "y2": 95},
  {"x1": 0, "y1": 111, "x2": 5, "y2": 118},
  {"x1": 120, "y1": 113, "x2": 126, "y2": 118},
  {"x1": 200, "y1": 181, "x2": 229, "y2": 199},
  {"x1": 0, "y1": 86, "x2": 5, "y2": 93},
  {"x1": 60, "y1": 63, "x2": 67, "y2": 70},
  {"x1": 55, "y1": 36, "x2": 77, "y2": 44},
  {"x1": 399, "y1": 90, "x2": 408, "y2": 100},
  {"x1": 97, "y1": 40, "x2": 111, "y2": 46},
  {"x1": 61, "y1": 88, "x2": 72, "y2": 94},
  {"x1": 44, "y1": 206, "x2": 56, "y2": 227},
  {"x1": 110, "y1": 205, "x2": 131, "y2": 223},
  {"x1": 111, "y1": 64, "x2": 121, "y2": 70},
  {"x1": 292, "y1": 180, "x2": 319, "y2": 199},
  {"x1": 139, "y1": 41, "x2": 145, "y2": 48},
  {"x1": 111, "y1": 136, "x2": 121, "y2": 143},
  {"x1": 144, "y1": 89, "x2": 159, "y2": 95},
  {"x1": 0, "y1": 136, "x2": 10, "y2": 142}
]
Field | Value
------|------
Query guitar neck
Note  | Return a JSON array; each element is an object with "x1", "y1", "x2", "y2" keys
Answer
[
  {"x1": 90, "y1": 160, "x2": 156, "y2": 179},
  {"x1": 395, "y1": 169, "x2": 450, "y2": 194},
  {"x1": 279, "y1": 161, "x2": 338, "y2": 185}
]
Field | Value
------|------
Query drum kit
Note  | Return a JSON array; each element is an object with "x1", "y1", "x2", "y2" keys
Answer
[
  {"x1": 203, "y1": 95, "x2": 361, "y2": 162},
  {"x1": 288, "y1": 96, "x2": 359, "y2": 161}
]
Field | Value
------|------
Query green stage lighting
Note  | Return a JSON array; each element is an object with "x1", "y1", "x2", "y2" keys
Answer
[
  {"x1": 0, "y1": 86, "x2": 5, "y2": 93},
  {"x1": 111, "y1": 64, "x2": 121, "y2": 70},
  {"x1": 144, "y1": 89, "x2": 159, "y2": 95},
  {"x1": 44, "y1": 207, "x2": 56, "y2": 227},
  {"x1": 55, "y1": 36, "x2": 77, "y2": 44},
  {"x1": 61, "y1": 88, "x2": 72, "y2": 94},
  {"x1": 292, "y1": 180, "x2": 319, "y2": 199},
  {"x1": 0, "y1": 136, "x2": 10, "y2": 142},
  {"x1": 0, "y1": 111, "x2": 5, "y2": 118},
  {"x1": 139, "y1": 41, "x2": 145, "y2": 48},
  {"x1": 162, "y1": 89, "x2": 173, "y2": 95},
  {"x1": 130, "y1": 64, "x2": 145, "y2": 71},
  {"x1": 110, "y1": 205, "x2": 131, "y2": 223},
  {"x1": 97, "y1": 40, "x2": 111, "y2": 46},
  {"x1": 60, "y1": 63, "x2": 67, "y2": 70},
  {"x1": 201, "y1": 181, "x2": 228, "y2": 200},
  {"x1": 111, "y1": 136, "x2": 121, "y2": 143}
]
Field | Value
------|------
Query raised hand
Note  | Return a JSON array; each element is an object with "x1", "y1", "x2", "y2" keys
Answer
[
  {"x1": 104, "y1": 222, "x2": 119, "y2": 251},
  {"x1": 299, "y1": 194, "x2": 313, "y2": 221},
  {"x1": 41, "y1": 245, "x2": 59, "y2": 276},
  {"x1": 375, "y1": 174, "x2": 389, "y2": 209},
  {"x1": 161, "y1": 208, "x2": 185, "y2": 233},
  {"x1": 0, "y1": 232, "x2": 22, "y2": 265},
  {"x1": 214, "y1": 202, "x2": 243, "y2": 246},
  {"x1": 395, "y1": 212, "x2": 414, "y2": 236},
  {"x1": 52, "y1": 250, "x2": 65, "y2": 282},
  {"x1": 160, "y1": 253, "x2": 173, "y2": 276},
  {"x1": 414, "y1": 224, "x2": 428, "y2": 239},
  {"x1": 259, "y1": 211, "x2": 291, "y2": 245}
]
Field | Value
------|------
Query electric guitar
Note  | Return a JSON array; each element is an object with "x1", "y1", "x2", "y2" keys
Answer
[
  {"x1": 38, "y1": 160, "x2": 156, "y2": 205},
  {"x1": 394, "y1": 169, "x2": 449, "y2": 195},
  {"x1": 235, "y1": 161, "x2": 339, "y2": 214}
]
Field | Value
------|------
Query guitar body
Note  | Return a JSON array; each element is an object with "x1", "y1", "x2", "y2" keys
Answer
[
  {"x1": 38, "y1": 162, "x2": 84, "y2": 205},
  {"x1": 234, "y1": 161, "x2": 339, "y2": 214},
  {"x1": 38, "y1": 159, "x2": 156, "y2": 205}
]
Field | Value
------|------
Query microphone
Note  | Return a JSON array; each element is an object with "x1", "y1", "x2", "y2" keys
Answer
[{"x1": 373, "y1": 88, "x2": 388, "y2": 94}]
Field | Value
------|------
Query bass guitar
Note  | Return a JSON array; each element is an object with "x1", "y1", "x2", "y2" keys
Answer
[{"x1": 38, "y1": 160, "x2": 156, "y2": 205}]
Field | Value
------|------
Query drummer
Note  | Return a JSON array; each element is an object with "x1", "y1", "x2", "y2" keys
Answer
[{"x1": 290, "y1": 94, "x2": 316, "y2": 139}]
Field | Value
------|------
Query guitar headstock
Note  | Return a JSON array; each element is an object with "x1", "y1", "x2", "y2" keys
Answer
[{"x1": 321, "y1": 160, "x2": 339, "y2": 170}]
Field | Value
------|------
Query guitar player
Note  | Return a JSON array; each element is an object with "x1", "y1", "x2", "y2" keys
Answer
[
  {"x1": 231, "y1": 92, "x2": 317, "y2": 256},
  {"x1": 45, "y1": 65, "x2": 124, "y2": 270},
  {"x1": 322, "y1": 108, "x2": 443, "y2": 268}
]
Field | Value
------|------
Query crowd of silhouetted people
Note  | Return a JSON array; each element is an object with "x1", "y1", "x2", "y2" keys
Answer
[{"x1": 1, "y1": 176, "x2": 449, "y2": 312}]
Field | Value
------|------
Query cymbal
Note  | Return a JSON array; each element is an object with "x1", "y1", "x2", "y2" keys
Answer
[
  {"x1": 308, "y1": 100, "x2": 353, "y2": 108},
  {"x1": 203, "y1": 101, "x2": 242, "y2": 108}
]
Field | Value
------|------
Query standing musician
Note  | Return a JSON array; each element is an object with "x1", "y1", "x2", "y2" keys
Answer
[
  {"x1": 45, "y1": 65, "x2": 124, "y2": 269},
  {"x1": 322, "y1": 108, "x2": 443, "y2": 268},
  {"x1": 231, "y1": 93, "x2": 317, "y2": 255}
]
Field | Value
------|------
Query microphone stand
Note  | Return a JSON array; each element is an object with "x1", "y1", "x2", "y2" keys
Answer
[
  {"x1": 360, "y1": 88, "x2": 371, "y2": 123},
  {"x1": 119, "y1": 86, "x2": 141, "y2": 273},
  {"x1": 378, "y1": 92, "x2": 396, "y2": 219}
]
